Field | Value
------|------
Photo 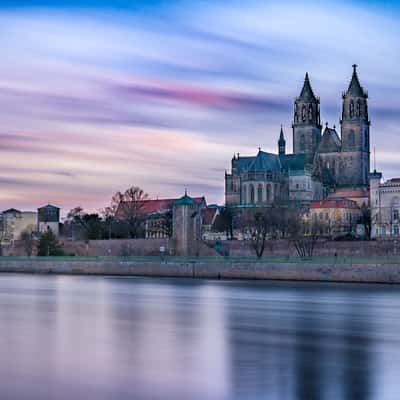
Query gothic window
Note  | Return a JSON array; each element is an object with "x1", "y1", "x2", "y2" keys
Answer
[
  {"x1": 349, "y1": 100, "x2": 354, "y2": 118},
  {"x1": 308, "y1": 104, "x2": 313, "y2": 121},
  {"x1": 356, "y1": 100, "x2": 361, "y2": 117},
  {"x1": 258, "y1": 185, "x2": 262, "y2": 203},
  {"x1": 266, "y1": 184, "x2": 271, "y2": 202},
  {"x1": 294, "y1": 104, "x2": 298, "y2": 123},
  {"x1": 301, "y1": 105, "x2": 306, "y2": 122},
  {"x1": 300, "y1": 134, "x2": 306, "y2": 151},
  {"x1": 250, "y1": 185, "x2": 255, "y2": 204},
  {"x1": 348, "y1": 131, "x2": 355, "y2": 147}
]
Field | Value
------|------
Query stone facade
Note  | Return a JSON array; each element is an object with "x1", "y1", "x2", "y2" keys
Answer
[
  {"x1": 225, "y1": 65, "x2": 370, "y2": 208},
  {"x1": 370, "y1": 172, "x2": 400, "y2": 238},
  {"x1": 172, "y1": 192, "x2": 202, "y2": 256},
  {"x1": 0, "y1": 209, "x2": 37, "y2": 243}
]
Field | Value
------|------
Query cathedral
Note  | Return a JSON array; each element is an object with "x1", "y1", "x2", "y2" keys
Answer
[{"x1": 225, "y1": 65, "x2": 370, "y2": 207}]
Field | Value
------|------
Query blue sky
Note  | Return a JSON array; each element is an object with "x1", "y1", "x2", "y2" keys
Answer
[{"x1": 0, "y1": 0, "x2": 399, "y2": 211}]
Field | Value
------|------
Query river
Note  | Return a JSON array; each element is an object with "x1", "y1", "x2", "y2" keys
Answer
[{"x1": 1, "y1": 274, "x2": 400, "y2": 399}]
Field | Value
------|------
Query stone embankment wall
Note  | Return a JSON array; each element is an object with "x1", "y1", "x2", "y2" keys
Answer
[{"x1": 1, "y1": 258, "x2": 400, "y2": 284}]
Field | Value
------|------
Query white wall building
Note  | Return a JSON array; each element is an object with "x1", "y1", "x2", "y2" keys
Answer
[{"x1": 370, "y1": 172, "x2": 400, "y2": 238}]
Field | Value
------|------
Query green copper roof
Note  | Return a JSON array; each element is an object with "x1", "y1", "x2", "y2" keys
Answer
[{"x1": 173, "y1": 192, "x2": 195, "y2": 206}]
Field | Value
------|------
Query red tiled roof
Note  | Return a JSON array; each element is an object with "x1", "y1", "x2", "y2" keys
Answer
[
  {"x1": 311, "y1": 199, "x2": 359, "y2": 209},
  {"x1": 116, "y1": 197, "x2": 206, "y2": 218},
  {"x1": 327, "y1": 188, "x2": 369, "y2": 199}
]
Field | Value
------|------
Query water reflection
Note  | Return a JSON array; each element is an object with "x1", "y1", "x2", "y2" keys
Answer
[{"x1": 0, "y1": 275, "x2": 400, "y2": 399}]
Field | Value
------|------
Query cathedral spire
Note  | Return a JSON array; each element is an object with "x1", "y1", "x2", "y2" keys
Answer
[
  {"x1": 298, "y1": 72, "x2": 317, "y2": 101},
  {"x1": 345, "y1": 64, "x2": 367, "y2": 98},
  {"x1": 278, "y1": 125, "x2": 286, "y2": 155}
]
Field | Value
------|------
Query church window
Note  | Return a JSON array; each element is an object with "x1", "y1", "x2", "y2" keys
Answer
[
  {"x1": 308, "y1": 104, "x2": 313, "y2": 121},
  {"x1": 266, "y1": 184, "x2": 271, "y2": 202},
  {"x1": 302, "y1": 105, "x2": 306, "y2": 122},
  {"x1": 357, "y1": 100, "x2": 361, "y2": 117},
  {"x1": 349, "y1": 100, "x2": 354, "y2": 118},
  {"x1": 348, "y1": 131, "x2": 355, "y2": 147},
  {"x1": 250, "y1": 185, "x2": 255, "y2": 204},
  {"x1": 300, "y1": 134, "x2": 306, "y2": 151},
  {"x1": 258, "y1": 184, "x2": 263, "y2": 203}
]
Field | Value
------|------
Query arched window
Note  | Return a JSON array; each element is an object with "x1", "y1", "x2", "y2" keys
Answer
[
  {"x1": 266, "y1": 184, "x2": 271, "y2": 202},
  {"x1": 308, "y1": 104, "x2": 313, "y2": 121},
  {"x1": 348, "y1": 130, "x2": 355, "y2": 147},
  {"x1": 258, "y1": 184, "x2": 263, "y2": 203},
  {"x1": 300, "y1": 134, "x2": 306, "y2": 151},
  {"x1": 242, "y1": 185, "x2": 247, "y2": 204},
  {"x1": 349, "y1": 100, "x2": 354, "y2": 118},
  {"x1": 301, "y1": 105, "x2": 306, "y2": 122},
  {"x1": 250, "y1": 185, "x2": 255, "y2": 204},
  {"x1": 356, "y1": 100, "x2": 361, "y2": 117}
]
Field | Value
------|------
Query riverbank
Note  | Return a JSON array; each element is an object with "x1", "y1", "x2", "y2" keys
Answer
[{"x1": 1, "y1": 257, "x2": 400, "y2": 283}]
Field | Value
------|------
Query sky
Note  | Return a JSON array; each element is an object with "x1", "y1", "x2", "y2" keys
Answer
[{"x1": 1, "y1": 0, "x2": 400, "y2": 213}]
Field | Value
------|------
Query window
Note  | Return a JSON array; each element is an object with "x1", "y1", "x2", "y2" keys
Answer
[
  {"x1": 266, "y1": 184, "x2": 271, "y2": 202},
  {"x1": 394, "y1": 209, "x2": 399, "y2": 221},
  {"x1": 394, "y1": 226, "x2": 399, "y2": 236},
  {"x1": 348, "y1": 131, "x2": 355, "y2": 147},
  {"x1": 349, "y1": 100, "x2": 354, "y2": 118},
  {"x1": 258, "y1": 184, "x2": 263, "y2": 203},
  {"x1": 302, "y1": 105, "x2": 306, "y2": 122},
  {"x1": 300, "y1": 134, "x2": 306, "y2": 151},
  {"x1": 308, "y1": 104, "x2": 313, "y2": 121},
  {"x1": 294, "y1": 104, "x2": 298, "y2": 123},
  {"x1": 242, "y1": 186, "x2": 247, "y2": 204},
  {"x1": 357, "y1": 100, "x2": 361, "y2": 117},
  {"x1": 296, "y1": 183, "x2": 299, "y2": 190},
  {"x1": 250, "y1": 185, "x2": 255, "y2": 204}
]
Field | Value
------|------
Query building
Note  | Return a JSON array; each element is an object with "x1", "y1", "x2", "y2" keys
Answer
[
  {"x1": 309, "y1": 199, "x2": 361, "y2": 238},
  {"x1": 38, "y1": 204, "x2": 60, "y2": 236},
  {"x1": 116, "y1": 196, "x2": 207, "y2": 239},
  {"x1": 0, "y1": 209, "x2": 37, "y2": 243},
  {"x1": 225, "y1": 65, "x2": 370, "y2": 208},
  {"x1": 172, "y1": 192, "x2": 203, "y2": 256},
  {"x1": 370, "y1": 172, "x2": 400, "y2": 238}
]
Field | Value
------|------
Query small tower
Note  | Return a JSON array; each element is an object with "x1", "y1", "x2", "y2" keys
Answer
[
  {"x1": 292, "y1": 73, "x2": 322, "y2": 160},
  {"x1": 340, "y1": 64, "x2": 370, "y2": 187},
  {"x1": 278, "y1": 125, "x2": 286, "y2": 156},
  {"x1": 172, "y1": 191, "x2": 201, "y2": 256}
]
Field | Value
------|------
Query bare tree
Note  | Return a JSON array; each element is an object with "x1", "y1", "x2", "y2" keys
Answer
[
  {"x1": 239, "y1": 207, "x2": 281, "y2": 258},
  {"x1": 289, "y1": 211, "x2": 324, "y2": 258},
  {"x1": 116, "y1": 186, "x2": 149, "y2": 238},
  {"x1": 103, "y1": 191, "x2": 124, "y2": 239}
]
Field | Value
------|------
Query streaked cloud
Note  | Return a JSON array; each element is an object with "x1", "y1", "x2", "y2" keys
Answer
[{"x1": 0, "y1": 0, "x2": 399, "y2": 212}]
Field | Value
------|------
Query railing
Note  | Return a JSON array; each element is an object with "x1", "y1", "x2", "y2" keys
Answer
[{"x1": 0, "y1": 255, "x2": 400, "y2": 264}]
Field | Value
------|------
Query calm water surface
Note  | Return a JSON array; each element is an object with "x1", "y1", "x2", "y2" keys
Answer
[{"x1": 1, "y1": 274, "x2": 400, "y2": 400}]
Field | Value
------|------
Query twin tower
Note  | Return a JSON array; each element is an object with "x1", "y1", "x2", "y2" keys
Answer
[{"x1": 281, "y1": 65, "x2": 370, "y2": 188}]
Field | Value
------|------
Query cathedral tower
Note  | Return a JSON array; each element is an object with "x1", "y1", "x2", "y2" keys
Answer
[
  {"x1": 292, "y1": 73, "x2": 322, "y2": 161},
  {"x1": 340, "y1": 64, "x2": 370, "y2": 187}
]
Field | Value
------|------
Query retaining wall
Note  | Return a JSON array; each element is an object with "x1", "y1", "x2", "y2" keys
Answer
[{"x1": 1, "y1": 258, "x2": 400, "y2": 284}]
